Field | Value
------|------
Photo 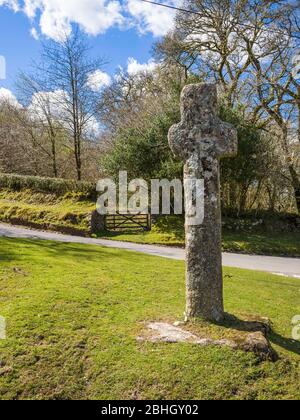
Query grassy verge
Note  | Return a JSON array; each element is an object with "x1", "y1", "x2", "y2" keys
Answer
[
  {"x1": 1, "y1": 191, "x2": 299, "y2": 257},
  {"x1": 0, "y1": 190, "x2": 93, "y2": 235},
  {"x1": 98, "y1": 216, "x2": 300, "y2": 257},
  {"x1": 0, "y1": 236, "x2": 299, "y2": 400}
]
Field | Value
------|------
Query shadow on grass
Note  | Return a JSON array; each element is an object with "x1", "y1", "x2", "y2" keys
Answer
[
  {"x1": 1, "y1": 237, "x2": 299, "y2": 358},
  {"x1": 218, "y1": 313, "x2": 300, "y2": 357},
  {"x1": 223, "y1": 231, "x2": 300, "y2": 257},
  {"x1": 0, "y1": 237, "x2": 120, "y2": 264},
  {"x1": 269, "y1": 332, "x2": 300, "y2": 357}
]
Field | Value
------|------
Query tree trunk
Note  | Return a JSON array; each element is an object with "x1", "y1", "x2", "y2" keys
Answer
[
  {"x1": 239, "y1": 184, "x2": 250, "y2": 214},
  {"x1": 289, "y1": 165, "x2": 300, "y2": 213},
  {"x1": 74, "y1": 136, "x2": 82, "y2": 181},
  {"x1": 51, "y1": 138, "x2": 58, "y2": 178},
  {"x1": 229, "y1": 182, "x2": 238, "y2": 211},
  {"x1": 76, "y1": 163, "x2": 82, "y2": 181},
  {"x1": 249, "y1": 179, "x2": 263, "y2": 209},
  {"x1": 280, "y1": 127, "x2": 299, "y2": 213}
]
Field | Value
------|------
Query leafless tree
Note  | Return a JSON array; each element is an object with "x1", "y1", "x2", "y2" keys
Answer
[
  {"x1": 15, "y1": 72, "x2": 70, "y2": 178},
  {"x1": 155, "y1": 0, "x2": 300, "y2": 211},
  {"x1": 98, "y1": 64, "x2": 186, "y2": 135},
  {"x1": 36, "y1": 27, "x2": 105, "y2": 180},
  {"x1": 0, "y1": 100, "x2": 49, "y2": 176},
  {"x1": 242, "y1": 1, "x2": 300, "y2": 211}
]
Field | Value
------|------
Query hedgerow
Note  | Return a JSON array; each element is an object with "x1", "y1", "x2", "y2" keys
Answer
[{"x1": 0, "y1": 173, "x2": 96, "y2": 199}]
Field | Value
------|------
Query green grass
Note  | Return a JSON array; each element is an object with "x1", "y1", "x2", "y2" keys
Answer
[
  {"x1": 0, "y1": 236, "x2": 299, "y2": 400},
  {"x1": 0, "y1": 190, "x2": 93, "y2": 234},
  {"x1": 98, "y1": 216, "x2": 300, "y2": 257},
  {"x1": 1, "y1": 191, "x2": 299, "y2": 257}
]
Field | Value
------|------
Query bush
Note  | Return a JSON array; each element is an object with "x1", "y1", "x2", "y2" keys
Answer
[{"x1": 0, "y1": 173, "x2": 96, "y2": 199}]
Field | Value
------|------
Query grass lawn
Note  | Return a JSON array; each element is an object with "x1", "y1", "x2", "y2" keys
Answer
[
  {"x1": 0, "y1": 237, "x2": 299, "y2": 400},
  {"x1": 98, "y1": 216, "x2": 300, "y2": 258}
]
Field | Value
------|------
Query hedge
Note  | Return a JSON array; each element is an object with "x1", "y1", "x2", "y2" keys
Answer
[{"x1": 0, "y1": 173, "x2": 96, "y2": 199}]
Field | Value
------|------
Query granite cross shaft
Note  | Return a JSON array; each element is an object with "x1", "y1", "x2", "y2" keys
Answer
[{"x1": 169, "y1": 83, "x2": 238, "y2": 322}]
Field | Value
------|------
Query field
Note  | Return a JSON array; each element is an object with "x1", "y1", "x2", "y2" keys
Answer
[{"x1": 0, "y1": 236, "x2": 299, "y2": 400}]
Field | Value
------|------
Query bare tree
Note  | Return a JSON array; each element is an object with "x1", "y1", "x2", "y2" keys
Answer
[
  {"x1": 15, "y1": 73, "x2": 69, "y2": 178},
  {"x1": 98, "y1": 64, "x2": 186, "y2": 134},
  {"x1": 156, "y1": 0, "x2": 300, "y2": 211},
  {"x1": 242, "y1": 2, "x2": 300, "y2": 211},
  {"x1": 36, "y1": 28, "x2": 105, "y2": 180},
  {"x1": 0, "y1": 100, "x2": 49, "y2": 176}
]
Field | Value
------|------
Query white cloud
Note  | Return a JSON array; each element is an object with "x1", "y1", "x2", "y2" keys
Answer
[
  {"x1": 27, "y1": 89, "x2": 101, "y2": 136},
  {"x1": 0, "y1": 55, "x2": 6, "y2": 80},
  {"x1": 27, "y1": 89, "x2": 66, "y2": 120},
  {"x1": 0, "y1": 88, "x2": 21, "y2": 107},
  {"x1": 30, "y1": 27, "x2": 39, "y2": 40},
  {"x1": 0, "y1": 0, "x2": 19, "y2": 12},
  {"x1": 127, "y1": 57, "x2": 157, "y2": 75},
  {"x1": 126, "y1": 0, "x2": 178, "y2": 37},
  {"x1": 84, "y1": 115, "x2": 101, "y2": 137},
  {"x1": 87, "y1": 70, "x2": 111, "y2": 91},
  {"x1": 22, "y1": 0, "x2": 125, "y2": 41},
  {"x1": 1, "y1": 0, "x2": 178, "y2": 40}
]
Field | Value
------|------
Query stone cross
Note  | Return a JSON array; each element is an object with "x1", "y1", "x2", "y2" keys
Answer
[{"x1": 168, "y1": 84, "x2": 238, "y2": 322}]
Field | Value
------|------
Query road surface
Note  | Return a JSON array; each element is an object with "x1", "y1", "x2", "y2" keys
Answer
[{"x1": 0, "y1": 223, "x2": 299, "y2": 278}]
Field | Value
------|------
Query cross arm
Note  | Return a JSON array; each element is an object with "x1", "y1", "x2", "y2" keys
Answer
[{"x1": 168, "y1": 122, "x2": 189, "y2": 161}]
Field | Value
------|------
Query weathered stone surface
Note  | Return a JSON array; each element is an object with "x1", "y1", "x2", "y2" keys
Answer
[
  {"x1": 138, "y1": 322, "x2": 235, "y2": 348},
  {"x1": 168, "y1": 84, "x2": 238, "y2": 322},
  {"x1": 138, "y1": 322, "x2": 278, "y2": 362},
  {"x1": 239, "y1": 332, "x2": 278, "y2": 362}
]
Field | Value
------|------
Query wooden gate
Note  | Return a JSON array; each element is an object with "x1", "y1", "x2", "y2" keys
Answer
[{"x1": 104, "y1": 213, "x2": 151, "y2": 232}]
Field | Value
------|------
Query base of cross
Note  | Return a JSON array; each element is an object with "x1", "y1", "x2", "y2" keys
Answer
[{"x1": 137, "y1": 314, "x2": 278, "y2": 362}]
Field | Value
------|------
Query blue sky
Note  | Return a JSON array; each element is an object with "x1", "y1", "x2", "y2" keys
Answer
[
  {"x1": 0, "y1": 0, "x2": 177, "y2": 95},
  {"x1": 0, "y1": 7, "x2": 40, "y2": 91}
]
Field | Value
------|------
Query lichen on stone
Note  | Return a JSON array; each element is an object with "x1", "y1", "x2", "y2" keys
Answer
[{"x1": 168, "y1": 83, "x2": 238, "y2": 322}]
